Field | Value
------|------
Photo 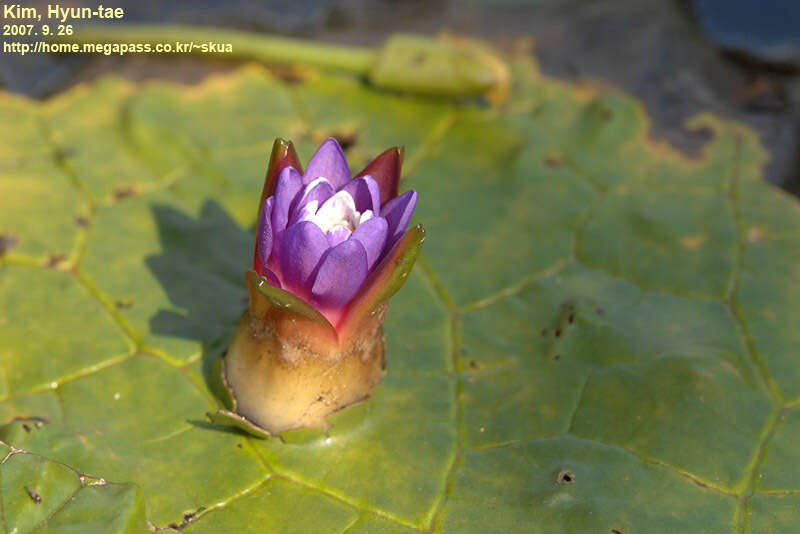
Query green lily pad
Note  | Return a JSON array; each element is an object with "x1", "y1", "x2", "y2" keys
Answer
[
  {"x1": 0, "y1": 35, "x2": 798, "y2": 533},
  {"x1": 0, "y1": 444, "x2": 148, "y2": 533}
]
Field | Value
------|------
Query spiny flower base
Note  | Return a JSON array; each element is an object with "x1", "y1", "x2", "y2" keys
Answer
[{"x1": 223, "y1": 310, "x2": 386, "y2": 434}]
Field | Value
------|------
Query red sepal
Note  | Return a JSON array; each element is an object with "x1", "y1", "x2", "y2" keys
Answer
[{"x1": 355, "y1": 146, "x2": 403, "y2": 207}]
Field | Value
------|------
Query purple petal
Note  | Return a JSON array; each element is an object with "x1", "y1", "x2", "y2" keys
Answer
[
  {"x1": 289, "y1": 178, "x2": 334, "y2": 223},
  {"x1": 270, "y1": 228, "x2": 285, "y2": 277},
  {"x1": 271, "y1": 167, "x2": 303, "y2": 232},
  {"x1": 382, "y1": 190, "x2": 417, "y2": 247},
  {"x1": 326, "y1": 226, "x2": 352, "y2": 247},
  {"x1": 351, "y1": 216, "x2": 388, "y2": 270},
  {"x1": 289, "y1": 200, "x2": 319, "y2": 227},
  {"x1": 303, "y1": 138, "x2": 351, "y2": 189},
  {"x1": 311, "y1": 239, "x2": 368, "y2": 309},
  {"x1": 279, "y1": 221, "x2": 329, "y2": 296},
  {"x1": 340, "y1": 175, "x2": 381, "y2": 214},
  {"x1": 257, "y1": 197, "x2": 274, "y2": 268}
]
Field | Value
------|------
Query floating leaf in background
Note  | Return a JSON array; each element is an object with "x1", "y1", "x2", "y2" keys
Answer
[{"x1": 1, "y1": 36, "x2": 799, "y2": 533}]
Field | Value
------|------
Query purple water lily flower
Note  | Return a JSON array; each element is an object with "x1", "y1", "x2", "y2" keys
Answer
[
  {"x1": 253, "y1": 138, "x2": 418, "y2": 325},
  {"x1": 215, "y1": 137, "x2": 426, "y2": 434}
]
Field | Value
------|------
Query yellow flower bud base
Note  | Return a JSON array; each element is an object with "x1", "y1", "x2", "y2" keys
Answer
[{"x1": 224, "y1": 307, "x2": 386, "y2": 434}]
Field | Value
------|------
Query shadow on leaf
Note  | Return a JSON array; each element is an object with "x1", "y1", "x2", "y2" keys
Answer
[{"x1": 146, "y1": 200, "x2": 252, "y2": 403}]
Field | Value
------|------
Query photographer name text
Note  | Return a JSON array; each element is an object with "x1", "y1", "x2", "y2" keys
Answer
[
  {"x1": 4, "y1": 4, "x2": 124, "y2": 23},
  {"x1": 2, "y1": 3, "x2": 235, "y2": 57}
]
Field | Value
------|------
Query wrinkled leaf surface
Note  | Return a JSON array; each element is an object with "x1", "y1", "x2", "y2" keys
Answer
[{"x1": 1, "y1": 50, "x2": 798, "y2": 533}]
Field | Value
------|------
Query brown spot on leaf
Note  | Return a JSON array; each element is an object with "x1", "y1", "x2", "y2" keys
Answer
[
  {"x1": 11, "y1": 415, "x2": 49, "y2": 431},
  {"x1": 179, "y1": 507, "x2": 206, "y2": 528},
  {"x1": 45, "y1": 253, "x2": 66, "y2": 268},
  {"x1": 26, "y1": 485, "x2": 42, "y2": 504},
  {"x1": 747, "y1": 227, "x2": 764, "y2": 243},
  {"x1": 680, "y1": 234, "x2": 706, "y2": 250},
  {"x1": 53, "y1": 147, "x2": 77, "y2": 163},
  {"x1": 112, "y1": 185, "x2": 137, "y2": 202},
  {"x1": 553, "y1": 354, "x2": 561, "y2": 361},
  {"x1": 544, "y1": 153, "x2": 564, "y2": 167},
  {"x1": 0, "y1": 234, "x2": 19, "y2": 255},
  {"x1": 334, "y1": 131, "x2": 358, "y2": 151},
  {"x1": 311, "y1": 128, "x2": 359, "y2": 150},
  {"x1": 115, "y1": 300, "x2": 133, "y2": 310},
  {"x1": 267, "y1": 64, "x2": 308, "y2": 84},
  {"x1": 611, "y1": 530, "x2": 623, "y2": 534},
  {"x1": 75, "y1": 216, "x2": 89, "y2": 228},
  {"x1": 554, "y1": 327, "x2": 562, "y2": 338},
  {"x1": 557, "y1": 469, "x2": 575, "y2": 484},
  {"x1": 469, "y1": 359, "x2": 479, "y2": 370}
]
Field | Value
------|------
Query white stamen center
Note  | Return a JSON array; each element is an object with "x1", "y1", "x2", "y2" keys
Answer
[{"x1": 305, "y1": 189, "x2": 370, "y2": 233}]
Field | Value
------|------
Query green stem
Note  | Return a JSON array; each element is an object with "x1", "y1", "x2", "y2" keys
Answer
[
  {"x1": 54, "y1": 25, "x2": 504, "y2": 98},
  {"x1": 55, "y1": 24, "x2": 377, "y2": 73}
]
